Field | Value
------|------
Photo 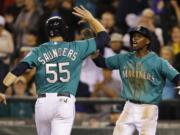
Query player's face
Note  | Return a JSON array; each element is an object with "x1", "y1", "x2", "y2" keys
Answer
[{"x1": 132, "y1": 33, "x2": 150, "y2": 51}]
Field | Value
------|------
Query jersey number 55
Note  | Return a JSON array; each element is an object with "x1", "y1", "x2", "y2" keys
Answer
[{"x1": 45, "y1": 62, "x2": 70, "y2": 83}]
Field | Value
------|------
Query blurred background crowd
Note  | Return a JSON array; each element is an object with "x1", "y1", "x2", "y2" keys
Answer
[{"x1": 0, "y1": 0, "x2": 180, "y2": 128}]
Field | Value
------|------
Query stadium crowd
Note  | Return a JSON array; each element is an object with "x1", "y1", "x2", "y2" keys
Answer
[{"x1": 0, "y1": 0, "x2": 180, "y2": 127}]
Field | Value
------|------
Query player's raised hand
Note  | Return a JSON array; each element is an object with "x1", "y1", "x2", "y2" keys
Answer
[
  {"x1": 73, "y1": 5, "x2": 106, "y2": 33},
  {"x1": 0, "y1": 93, "x2": 6, "y2": 104},
  {"x1": 72, "y1": 5, "x2": 94, "y2": 23}
]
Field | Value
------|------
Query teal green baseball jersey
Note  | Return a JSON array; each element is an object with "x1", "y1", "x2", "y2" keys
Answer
[
  {"x1": 105, "y1": 51, "x2": 179, "y2": 104},
  {"x1": 22, "y1": 38, "x2": 96, "y2": 96}
]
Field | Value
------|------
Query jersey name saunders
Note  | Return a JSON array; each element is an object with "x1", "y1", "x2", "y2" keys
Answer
[{"x1": 38, "y1": 48, "x2": 78, "y2": 64}]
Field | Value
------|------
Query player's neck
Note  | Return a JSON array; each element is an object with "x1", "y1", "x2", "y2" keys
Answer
[
  {"x1": 136, "y1": 48, "x2": 149, "y2": 58},
  {"x1": 50, "y1": 36, "x2": 64, "y2": 42}
]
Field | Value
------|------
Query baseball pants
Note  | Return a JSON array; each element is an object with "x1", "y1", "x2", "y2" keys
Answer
[
  {"x1": 35, "y1": 93, "x2": 75, "y2": 135},
  {"x1": 113, "y1": 101, "x2": 158, "y2": 135}
]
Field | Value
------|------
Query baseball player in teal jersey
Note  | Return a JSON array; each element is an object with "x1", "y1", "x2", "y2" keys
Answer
[
  {"x1": 0, "y1": 6, "x2": 110, "y2": 135},
  {"x1": 92, "y1": 26, "x2": 180, "y2": 135}
]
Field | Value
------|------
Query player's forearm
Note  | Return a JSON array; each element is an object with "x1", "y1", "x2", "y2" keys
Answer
[{"x1": 88, "y1": 18, "x2": 106, "y2": 33}]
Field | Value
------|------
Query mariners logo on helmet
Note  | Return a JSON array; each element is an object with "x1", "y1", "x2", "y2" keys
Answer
[{"x1": 45, "y1": 16, "x2": 68, "y2": 39}]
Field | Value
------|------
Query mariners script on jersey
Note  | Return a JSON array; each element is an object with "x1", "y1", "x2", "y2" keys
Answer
[
  {"x1": 22, "y1": 39, "x2": 96, "y2": 95},
  {"x1": 105, "y1": 51, "x2": 179, "y2": 104}
]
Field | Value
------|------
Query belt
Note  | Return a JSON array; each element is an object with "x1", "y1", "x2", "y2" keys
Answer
[
  {"x1": 38, "y1": 93, "x2": 70, "y2": 98},
  {"x1": 129, "y1": 99, "x2": 147, "y2": 104}
]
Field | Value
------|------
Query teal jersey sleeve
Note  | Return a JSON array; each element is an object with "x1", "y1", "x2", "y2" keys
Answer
[
  {"x1": 105, "y1": 54, "x2": 120, "y2": 70},
  {"x1": 21, "y1": 48, "x2": 39, "y2": 67},
  {"x1": 160, "y1": 59, "x2": 179, "y2": 81},
  {"x1": 75, "y1": 38, "x2": 96, "y2": 59}
]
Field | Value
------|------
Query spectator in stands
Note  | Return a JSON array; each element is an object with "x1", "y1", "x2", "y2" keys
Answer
[
  {"x1": 138, "y1": 8, "x2": 162, "y2": 54},
  {"x1": 4, "y1": 0, "x2": 25, "y2": 33},
  {"x1": 9, "y1": 76, "x2": 33, "y2": 118},
  {"x1": 13, "y1": 30, "x2": 38, "y2": 65},
  {"x1": 88, "y1": 116, "x2": 101, "y2": 128},
  {"x1": 123, "y1": 13, "x2": 139, "y2": 47},
  {"x1": 14, "y1": 0, "x2": 42, "y2": 50},
  {"x1": 13, "y1": 76, "x2": 28, "y2": 97},
  {"x1": 125, "y1": 13, "x2": 139, "y2": 30},
  {"x1": 160, "y1": 46, "x2": 176, "y2": 100},
  {"x1": 104, "y1": 33, "x2": 127, "y2": 87},
  {"x1": 12, "y1": 29, "x2": 37, "y2": 96},
  {"x1": 80, "y1": 28, "x2": 104, "y2": 92},
  {"x1": 91, "y1": 68, "x2": 121, "y2": 113},
  {"x1": 61, "y1": 0, "x2": 73, "y2": 10},
  {"x1": 38, "y1": 0, "x2": 60, "y2": 43},
  {"x1": 110, "y1": 33, "x2": 124, "y2": 53},
  {"x1": 92, "y1": 68, "x2": 121, "y2": 98},
  {"x1": 0, "y1": 15, "x2": 14, "y2": 93},
  {"x1": 157, "y1": 0, "x2": 180, "y2": 43},
  {"x1": 159, "y1": 46, "x2": 179, "y2": 120},
  {"x1": 169, "y1": 25, "x2": 180, "y2": 55},
  {"x1": 169, "y1": 25, "x2": 180, "y2": 72},
  {"x1": 0, "y1": 16, "x2": 14, "y2": 60},
  {"x1": 116, "y1": 0, "x2": 148, "y2": 33},
  {"x1": 80, "y1": 56, "x2": 104, "y2": 92},
  {"x1": 151, "y1": 0, "x2": 164, "y2": 14},
  {"x1": 100, "y1": 11, "x2": 120, "y2": 35},
  {"x1": 21, "y1": 30, "x2": 38, "y2": 48},
  {"x1": 170, "y1": 0, "x2": 180, "y2": 25},
  {"x1": 105, "y1": 33, "x2": 128, "y2": 56},
  {"x1": 140, "y1": 8, "x2": 164, "y2": 46}
]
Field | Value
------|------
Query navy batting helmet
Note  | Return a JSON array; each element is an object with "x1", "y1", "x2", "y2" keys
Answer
[
  {"x1": 129, "y1": 26, "x2": 152, "y2": 40},
  {"x1": 45, "y1": 16, "x2": 68, "y2": 38}
]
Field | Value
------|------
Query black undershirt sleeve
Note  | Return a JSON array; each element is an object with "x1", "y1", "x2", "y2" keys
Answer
[
  {"x1": 95, "y1": 31, "x2": 110, "y2": 50},
  {"x1": 11, "y1": 62, "x2": 31, "y2": 76},
  {"x1": 1, "y1": 62, "x2": 30, "y2": 93},
  {"x1": 92, "y1": 54, "x2": 107, "y2": 68}
]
